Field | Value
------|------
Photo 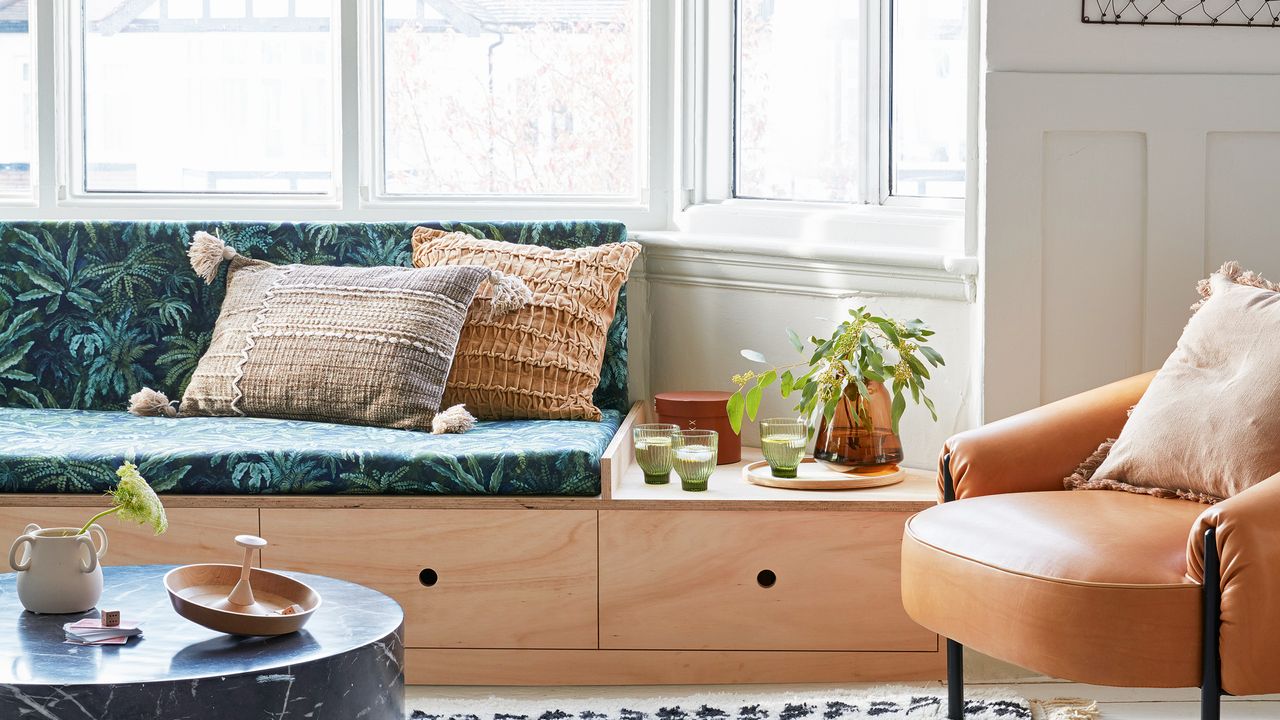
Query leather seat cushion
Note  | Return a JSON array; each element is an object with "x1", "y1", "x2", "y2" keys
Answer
[{"x1": 902, "y1": 490, "x2": 1205, "y2": 687}]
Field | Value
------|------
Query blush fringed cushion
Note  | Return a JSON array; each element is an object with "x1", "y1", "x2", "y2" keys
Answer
[
  {"x1": 134, "y1": 232, "x2": 526, "y2": 431},
  {"x1": 1066, "y1": 262, "x2": 1280, "y2": 503},
  {"x1": 412, "y1": 228, "x2": 641, "y2": 420}
]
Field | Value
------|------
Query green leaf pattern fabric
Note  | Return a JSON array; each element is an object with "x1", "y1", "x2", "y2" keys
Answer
[
  {"x1": 0, "y1": 220, "x2": 630, "y2": 495},
  {"x1": 0, "y1": 408, "x2": 620, "y2": 495}
]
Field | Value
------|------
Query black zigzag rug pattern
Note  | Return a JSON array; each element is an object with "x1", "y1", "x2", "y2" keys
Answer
[{"x1": 408, "y1": 692, "x2": 1036, "y2": 720}]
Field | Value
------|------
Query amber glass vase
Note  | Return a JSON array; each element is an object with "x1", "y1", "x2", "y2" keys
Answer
[{"x1": 813, "y1": 381, "x2": 904, "y2": 472}]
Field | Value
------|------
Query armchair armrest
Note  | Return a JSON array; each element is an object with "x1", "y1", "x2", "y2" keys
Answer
[
  {"x1": 1188, "y1": 471, "x2": 1280, "y2": 697},
  {"x1": 940, "y1": 370, "x2": 1156, "y2": 500}
]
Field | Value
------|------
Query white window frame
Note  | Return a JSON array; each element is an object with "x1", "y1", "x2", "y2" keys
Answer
[
  {"x1": 2, "y1": 0, "x2": 972, "y2": 254},
  {"x1": 1, "y1": 0, "x2": 672, "y2": 226},
  {"x1": 675, "y1": 0, "x2": 966, "y2": 248}
]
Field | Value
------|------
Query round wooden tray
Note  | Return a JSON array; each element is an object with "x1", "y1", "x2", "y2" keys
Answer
[
  {"x1": 164, "y1": 564, "x2": 321, "y2": 636},
  {"x1": 742, "y1": 458, "x2": 906, "y2": 491}
]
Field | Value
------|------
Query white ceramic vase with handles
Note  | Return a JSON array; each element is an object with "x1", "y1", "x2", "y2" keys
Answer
[{"x1": 7, "y1": 523, "x2": 108, "y2": 614}]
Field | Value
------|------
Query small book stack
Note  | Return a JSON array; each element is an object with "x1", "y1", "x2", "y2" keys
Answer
[{"x1": 63, "y1": 618, "x2": 142, "y2": 646}]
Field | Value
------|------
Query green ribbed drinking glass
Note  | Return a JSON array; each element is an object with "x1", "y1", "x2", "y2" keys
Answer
[
  {"x1": 760, "y1": 418, "x2": 807, "y2": 478},
  {"x1": 673, "y1": 429, "x2": 718, "y2": 492},
  {"x1": 634, "y1": 423, "x2": 679, "y2": 485}
]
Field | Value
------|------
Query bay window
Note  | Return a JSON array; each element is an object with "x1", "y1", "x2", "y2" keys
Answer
[{"x1": 2, "y1": 0, "x2": 970, "y2": 237}]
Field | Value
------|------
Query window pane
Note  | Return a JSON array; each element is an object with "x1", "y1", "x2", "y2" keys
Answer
[
  {"x1": 734, "y1": 0, "x2": 862, "y2": 203},
  {"x1": 81, "y1": 0, "x2": 335, "y2": 194},
  {"x1": 0, "y1": 0, "x2": 34, "y2": 195},
  {"x1": 892, "y1": 0, "x2": 967, "y2": 199},
  {"x1": 381, "y1": 0, "x2": 641, "y2": 197}
]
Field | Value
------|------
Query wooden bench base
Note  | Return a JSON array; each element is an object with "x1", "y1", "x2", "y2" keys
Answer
[{"x1": 0, "y1": 403, "x2": 945, "y2": 685}]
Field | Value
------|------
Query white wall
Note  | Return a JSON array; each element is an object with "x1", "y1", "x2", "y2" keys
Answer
[
  {"x1": 983, "y1": 1, "x2": 1280, "y2": 421},
  {"x1": 627, "y1": 246, "x2": 978, "y2": 471}
]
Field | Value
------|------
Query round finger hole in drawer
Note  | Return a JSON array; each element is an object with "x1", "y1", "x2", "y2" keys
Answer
[
  {"x1": 756, "y1": 569, "x2": 777, "y2": 588},
  {"x1": 419, "y1": 568, "x2": 439, "y2": 587}
]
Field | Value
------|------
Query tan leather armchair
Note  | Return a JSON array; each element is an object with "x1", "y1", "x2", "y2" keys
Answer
[{"x1": 901, "y1": 371, "x2": 1277, "y2": 720}]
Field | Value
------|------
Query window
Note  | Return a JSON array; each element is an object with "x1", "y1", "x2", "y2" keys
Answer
[
  {"x1": 377, "y1": 0, "x2": 644, "y2": 199},
  {"x1": 728, "y1": 0, "x2": 967, "y2": 204},
  {"x1": 734, "y1": 0, "x2": 862, "y2": 203},
  {"x1": 78, "y1": 0, "x2": 337, "y2": 195},
  {"x1": 0, "y1": 0, "x2": 34, "y2": 196},
  {"x1": 2, "y1": 0, "x2": 967, "y2": 238},
  {"x1": 891, "y1": 0, "x2": 968, "y2": 199}
]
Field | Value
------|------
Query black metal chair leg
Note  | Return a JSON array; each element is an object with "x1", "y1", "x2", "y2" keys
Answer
[
  {"x1": 1201, "y1": 527, "x2": 1221, "y2": 720},
  {"x1": 941, "y1": 454, "x2": 964, "y2": 719},
  {"x1": 947, "y1": 638, "x2": 964, "y2": 719}
]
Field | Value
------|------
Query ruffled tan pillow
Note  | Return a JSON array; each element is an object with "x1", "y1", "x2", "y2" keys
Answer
[
  {"x1": 1066, "y1": 262, "x2": 1280, "y2": 503},
  {"x1": 412, "y1": 228, "x2": 641, "y2": 420}
]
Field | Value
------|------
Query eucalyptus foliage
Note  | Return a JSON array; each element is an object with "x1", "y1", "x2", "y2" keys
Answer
[{"x1": 727, "y1": 307, "x2": 945, "y2": 436}]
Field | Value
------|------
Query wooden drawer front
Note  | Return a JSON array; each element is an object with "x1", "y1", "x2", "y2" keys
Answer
[
  {"x1": 260, "y1": 509, "x2": 598, "y2": 650},
  {"x1": 599, "y1": 510, "x2": 934, "y2": 651},
  {"x1": 1, "y1": 507, "x2": 259, "y2": 571}
]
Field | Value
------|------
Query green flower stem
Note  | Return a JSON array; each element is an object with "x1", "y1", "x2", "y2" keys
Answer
[{"x1": 79, "y1": 505, "x2": 121, "y2": 535}]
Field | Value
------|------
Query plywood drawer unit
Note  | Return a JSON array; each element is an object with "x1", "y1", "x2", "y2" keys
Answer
[
  {"x1": 260, "y1": 509, "x2": 598, "y2": 649},
  {"x1": 0, "y1": 507, "x2": 259, "y2": 570},
  {"x1": 599, "y1": 509, "x2": 934, "y2": 652}
]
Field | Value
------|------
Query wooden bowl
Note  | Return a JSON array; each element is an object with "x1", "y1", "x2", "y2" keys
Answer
[{"x1": 164, "y1": 564, "x2": 321, "y2": 636}]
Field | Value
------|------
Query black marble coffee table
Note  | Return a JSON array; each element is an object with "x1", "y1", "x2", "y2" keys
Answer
[{"x1": 0, "y1": 564, "x2": 404, "y2": 719}]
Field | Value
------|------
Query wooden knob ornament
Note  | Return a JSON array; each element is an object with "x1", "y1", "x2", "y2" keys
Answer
[{"x1": 226, "y1": 535, "x2": 267, "y2": 608}]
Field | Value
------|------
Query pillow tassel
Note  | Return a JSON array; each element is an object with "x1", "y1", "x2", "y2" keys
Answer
[
  {"x1": 1192, "y1": 259, "x2": 1280, "y2": 311},
  {"x1": 189, "y1": 230, "x2": 238, "y2": 285},
  {"x1": 128, "y1": 387, "x2": 178, "y2": 418},
  {"x1": 431, "y1": 404, "x2": 476, "y2": 434},
  {"x1": 485, "y1": 269, "x2": 533, "y2": 318}
]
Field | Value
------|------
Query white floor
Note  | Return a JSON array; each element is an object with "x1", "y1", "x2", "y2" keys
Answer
[{"x1": 406, "y1": 681, "x2": 1280, "y2": 719}]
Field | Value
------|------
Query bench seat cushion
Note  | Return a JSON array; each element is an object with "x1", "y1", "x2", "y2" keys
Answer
[{"x1": 0, "y1": 408, "x2": 621, "y2": 496}]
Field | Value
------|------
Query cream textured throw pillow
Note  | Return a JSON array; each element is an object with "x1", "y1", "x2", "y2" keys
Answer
[
  {"x1": 130, "y1": 231, "x2": 527, "y2": 431},
  {"x1": 412, "y1": 228, "x2": 641, "y2": 421},
  {"x1": 1066, "y1": 265, "x2": 1280, "y2": 503}
]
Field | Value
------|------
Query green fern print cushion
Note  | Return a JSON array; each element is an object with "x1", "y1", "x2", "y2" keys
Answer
[
  {"x1": 0, "y1": 221, "x2": 629, "y2": 414},
  {"x1": 0, "y1": 220, "x2": 629, "y2": 495},
  {"x1": 0, "y1": 408, "x2": 621, "y2": 495}
]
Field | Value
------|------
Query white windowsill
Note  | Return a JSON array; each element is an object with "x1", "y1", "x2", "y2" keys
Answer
[{"x1": 630, "y1": 201, "x2": 977, "y2": 302}]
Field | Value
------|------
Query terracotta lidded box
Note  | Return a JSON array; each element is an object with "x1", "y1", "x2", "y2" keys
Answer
[{"x1": 653, "y1": 391, "x2": 741, "y2": 464}]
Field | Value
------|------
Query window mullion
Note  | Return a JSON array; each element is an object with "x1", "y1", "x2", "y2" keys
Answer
[
  {"x1": 698, "y1": 0, "x2": 732, "y2": 205},
  {"x1": 35, "y1": 0, "x2": 58, "y2": 205},
  {"x1": 869, "y1": 0, "x2": 890, "y2": 205},
  {"x1": 339, "y1": 0, "x2": 359, "y2": 209}
]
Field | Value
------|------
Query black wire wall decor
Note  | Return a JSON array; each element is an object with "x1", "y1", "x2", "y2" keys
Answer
[{"x1": 1083, "y1": 0, "x2": 1280, "y2": 25}]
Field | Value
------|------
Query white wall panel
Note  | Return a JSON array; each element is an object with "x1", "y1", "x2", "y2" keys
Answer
[
  {"x1": 1206, "y1": 132, "x2": 1280, "y2": 279},
  {"x1": 1040, "y1": 131, "x2": 1147, "y2": 403},
  {"x1": 984, "y1": 73, "x2": 1280, "y2": 420}
]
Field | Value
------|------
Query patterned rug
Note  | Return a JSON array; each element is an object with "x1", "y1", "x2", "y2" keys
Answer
[{"x1": 407, "y1": 687, "x2": 1098, "y2": 720}]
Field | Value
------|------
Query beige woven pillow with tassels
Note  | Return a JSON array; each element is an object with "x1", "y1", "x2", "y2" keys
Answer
[
  {"x1": 412, "y1": 228, "x2": 641, "y2": 421},
  {"x1": 128, "y1": 231, "x2": 531, "y2": 433}
]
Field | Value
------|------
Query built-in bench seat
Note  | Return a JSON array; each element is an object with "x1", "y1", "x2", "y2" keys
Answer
[
  {"x1": 0, "y1": 220, "x2": 631, "y2": 497},
  {"x1": 0, "y1": 408, "x2": 621, "y2": 495}
]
